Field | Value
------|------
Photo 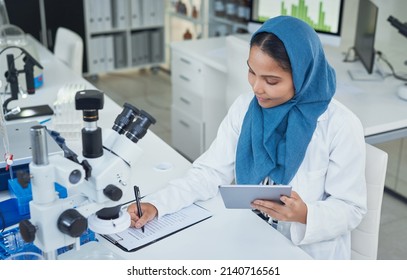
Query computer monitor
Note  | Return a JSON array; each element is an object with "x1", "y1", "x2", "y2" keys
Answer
[
  {"x1": 353, "y1": 0, "x2": 378, "y2": 74},
  {"x1": 248, "y1": 0, "x2": 344, "y2": 47}
]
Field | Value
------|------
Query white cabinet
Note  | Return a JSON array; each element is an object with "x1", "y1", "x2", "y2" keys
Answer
[
  {"x1": 83, "y1": 0, "x2": 165, "y2": 75},
  {"x1": 170, "y1": 37, "x2": 227, "y2": 161}
]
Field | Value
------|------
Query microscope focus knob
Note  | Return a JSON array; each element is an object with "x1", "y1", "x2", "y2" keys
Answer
[
  {"x1": 19, "y1": 219, "x2": 37, "y2": 243},
  {"x1": 57, "y1": 209, "x2": 88, "y2": 238},
  {"x1": 103, "y1": 184, "x2": 123, "y2": 201}
]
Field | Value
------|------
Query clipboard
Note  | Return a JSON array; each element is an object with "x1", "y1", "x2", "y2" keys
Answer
[
  {"x1": 101, "y1": 203, "x2": 212, "y2": 252},
  {"x1": 218, "y1": 184, "x2": 292, "y2": 209}
]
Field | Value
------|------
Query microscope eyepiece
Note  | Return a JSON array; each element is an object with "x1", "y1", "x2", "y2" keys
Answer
[
  {"x1": 125, "y1": 110, "x2": 156, "y2": 143},
  {"x1": 112, "y1": 103, "x2": 140, "y2": 134},
  {"x1": 388, "y1": 15, "x2": 397, "y2": 24},
  {"x1": 387, "y1": 15, "x2": 407, "y2": 38}
]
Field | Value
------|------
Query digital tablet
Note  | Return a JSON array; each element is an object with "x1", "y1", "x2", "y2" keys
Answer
[{"x1": 218, "y1": 184, "x2": 292, "y2": 209}]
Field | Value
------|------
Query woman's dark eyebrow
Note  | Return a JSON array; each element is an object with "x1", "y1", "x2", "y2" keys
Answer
[
  {"x1": 247, "y1": 60, "x2": 281, "y2": 80},
  {"x1": 246, "y1": 60, "x2": 251, "y2": 70}
]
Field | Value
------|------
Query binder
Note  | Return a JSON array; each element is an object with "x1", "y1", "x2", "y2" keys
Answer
[
  {"x1": 132, "y1": 31, "x2": 145, "y2": 66},
  {"x1": 113, "y1": 33, "x2": 127, "y2": 68},
  {"x1": 86, "y1": 0, "x2": 97, "y2": 33},
  {"x1": 89, "y1": 37, "x2": 100, "y2": 73},
  {"x1": 104, "y1": 35, "x2": 115, "y2": 72},
  {"x1": 130, "y1": 32, "x2": 138, "y2": 66},
  {"x1": 155, "y1": 0, "x2": 165, "y2": 26},
  {"x1": 150, "y1": 29, "x2": 163, "y2": 63},
  {"x1": 141, "y1": 0, "x2": 151, "y2": 27},
  {"x1": 101, "y1": 0, "x2": 112, "y2": 30},
  {"x1": 94, "y1": 0, "x2": 105, "y2": 32},
  {"x1": 141, "y1": 31, "x2": 150, "y2": 64},
  {"x1": 97, "y1": 36, "x2": 106, "y2": 73},
  {"x1": 130, "y1": 0, "x2": 141, "y2": 28},
  {"x1": 112, "y1": 0, "x2": 127, "y2": 29}
]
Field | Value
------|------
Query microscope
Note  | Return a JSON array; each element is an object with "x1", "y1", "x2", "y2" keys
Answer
[
  {"x1": 1, "y1": 46, "x2": 53, "y2": 120},
  {"x1": 17, "y1": 89, "x2": 156, "y2": 259}
]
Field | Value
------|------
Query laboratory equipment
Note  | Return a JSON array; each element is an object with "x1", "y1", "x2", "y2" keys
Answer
[
  {"x1": 388, "y1": 15, "x2": 407, "y2": 38},
  {"x1": 0, "y1": 225, "x2": 96, "y2": 259},
  {"x1": 52, "y1": 83, "x2": 87, "y2": 140},
  {"x1": 0, "y1": 121, "x2": 63, "y2": 229},
  {"x1": 0, "y1": 24, "x2": 43, "y2": 89},
  {"x1": 1, "y1": 47, "x2": 53, "y2": 120},
  {"x1": 0, "y1": 121, "x2": 63, "y2": 188},
  {"x1": 0, "y1": 0, "x2": 9, "y2": 26},
  {"x1": 0, "y1": 24, "x2": 52, "y2": 120},
  {"x1": 17, "y1": 89, "x2": 156, "y2": 260}
]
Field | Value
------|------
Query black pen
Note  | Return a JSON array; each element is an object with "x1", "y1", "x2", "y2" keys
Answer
[{"x1": 134, "y1": 185, "x2": 145, "y2": 233}]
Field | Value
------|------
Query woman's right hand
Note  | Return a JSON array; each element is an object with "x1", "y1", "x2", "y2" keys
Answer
[{"x1": 127, "y1": 202, "x2": 158, "y2": 229}]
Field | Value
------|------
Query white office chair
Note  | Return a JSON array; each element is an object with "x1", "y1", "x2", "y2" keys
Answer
[
  {"x1": 351, "y1": 143, "x2": 388, "y2": 260},
  {"x1": 53, "y1": 27, "x2": 83, "y2": 76}
]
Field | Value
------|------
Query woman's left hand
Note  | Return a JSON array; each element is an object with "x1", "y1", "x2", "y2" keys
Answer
[{"x1": 251, "y1": 191, "x2": 307, "y2": 224}]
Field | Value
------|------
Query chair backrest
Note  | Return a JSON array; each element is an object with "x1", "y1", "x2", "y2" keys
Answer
[
  {"x1": 53, "y1": 27, "x2": 83, "y2": 75},
  {"x1": 351, "y1": 143, "x2": 388, "y2": 260}
]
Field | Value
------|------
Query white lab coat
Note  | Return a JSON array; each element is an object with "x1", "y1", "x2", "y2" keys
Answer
[{"x1": 144, "y1": 92, "x2": 367, "y2": 260}]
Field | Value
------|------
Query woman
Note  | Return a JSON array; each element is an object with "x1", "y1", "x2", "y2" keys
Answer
[{"x1": 128, "y1": 16, "x2": 367, "y2": 260}]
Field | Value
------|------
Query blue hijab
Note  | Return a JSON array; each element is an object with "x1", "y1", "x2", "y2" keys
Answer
[{"x1": 235, "y1": 16, "x2": 336, "y2": 185}]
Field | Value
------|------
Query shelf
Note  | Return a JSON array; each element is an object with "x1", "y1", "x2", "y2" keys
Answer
[
  {"x1": 210, "y1": 15, "x2": 248, "y2": 28},
  {"x1": 83, "y1": 0, "x2": 165, "y2": 76},
  {"x1": 168, "y1": 11, "x2": 206, "y2": 25},
  {"x1": 164, "y1": 1, "x2": 250, "y2": 69}
]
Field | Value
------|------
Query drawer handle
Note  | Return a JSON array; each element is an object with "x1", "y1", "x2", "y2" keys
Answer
[
  {"x1": 179, "y1": 75, "x2": 190, "y2": 82},
  {"x1": 180, "y1": 57, "x2": 191, "y2": 64},
  {"x1": 180, "y1": 97, "x2": 191, "y2": 105},
  {"x1": 179, "y1": 120, "x2": 190, "y2": 128}
]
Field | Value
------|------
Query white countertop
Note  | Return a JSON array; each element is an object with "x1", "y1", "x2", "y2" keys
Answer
[{"x1": 171, "y1": 37, "x2": 228, "y2": 72}]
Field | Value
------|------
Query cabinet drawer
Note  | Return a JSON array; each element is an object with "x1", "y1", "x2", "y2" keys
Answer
[
  {"x1": 171, "y1": 51, "x2": 204, "y2": 93},
  {"x1": 171, "y1": 107, "x2": 204, "y2": 161},
  {"x1": 172, "y1": 86, "x2": 203, "y2": 119}
]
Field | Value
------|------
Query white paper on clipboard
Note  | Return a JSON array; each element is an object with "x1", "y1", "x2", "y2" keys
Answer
[{"x1": 218, "y1": 184, "x2": 292, "y2": 209}]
